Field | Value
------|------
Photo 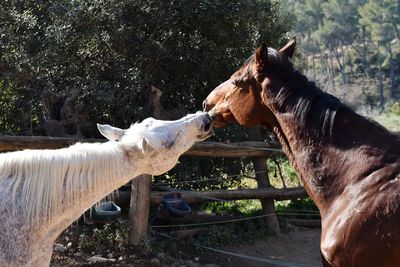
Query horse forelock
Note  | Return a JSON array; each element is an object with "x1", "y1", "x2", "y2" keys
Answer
[{"x1": 0, "y1": 142, "x2": 123, "y2": 225}]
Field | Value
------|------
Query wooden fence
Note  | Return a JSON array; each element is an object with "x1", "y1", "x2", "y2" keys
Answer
[{"x1": 0, "y1": 135, "x2": 308, "y2": 244}]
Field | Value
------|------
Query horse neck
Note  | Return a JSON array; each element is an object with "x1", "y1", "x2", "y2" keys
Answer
[
  {"x1": 11, "y1": 142, "x2": 137, "y2": 234},
  {"x1": 265, "y1": 71, "x2": 399, "y2": 214}
]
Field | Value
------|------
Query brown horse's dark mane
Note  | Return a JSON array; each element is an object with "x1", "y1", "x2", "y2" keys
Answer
[{"x1": 276, "y1": 71, "x2": 342, "y2": 140}]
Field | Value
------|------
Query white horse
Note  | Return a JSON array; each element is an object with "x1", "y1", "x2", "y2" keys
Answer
[{"x1": 0, "y1": 112, "x2": 213, "y2": 267}]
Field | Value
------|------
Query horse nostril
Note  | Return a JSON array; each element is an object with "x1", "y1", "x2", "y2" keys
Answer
[{"x1": 203, "y1": 120, "x2": 211, "y2": 132}]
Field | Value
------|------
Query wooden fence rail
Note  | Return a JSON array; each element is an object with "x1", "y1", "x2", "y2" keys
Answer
[{"x1": 114, "y1": 187, "x2": 307, "y2": 205}]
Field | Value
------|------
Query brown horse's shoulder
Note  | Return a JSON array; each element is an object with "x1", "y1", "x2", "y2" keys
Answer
[{"x1": 321, "y1": 179, "x2": 400, "y2": 267}]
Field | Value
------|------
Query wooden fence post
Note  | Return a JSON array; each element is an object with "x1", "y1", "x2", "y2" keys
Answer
[
  {"x1": 129, "y1": 174, "x2": 151, "y2": 245},
  {"x1": 248, "y1": 128, "x2": 280, "y2": 234}
]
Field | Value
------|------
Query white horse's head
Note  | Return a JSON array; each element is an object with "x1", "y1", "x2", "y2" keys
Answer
[{"x1": 97, "y1": 112, "x2": 213, "y2": 175}]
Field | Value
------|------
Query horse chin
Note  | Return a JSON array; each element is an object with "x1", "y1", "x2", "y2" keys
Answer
[
  {"x1": 197, "y1": 130, "x2": 214, "y2": 141},
  {"x1": 211, "y1": 112, "x2": 236, "y2": 128}
]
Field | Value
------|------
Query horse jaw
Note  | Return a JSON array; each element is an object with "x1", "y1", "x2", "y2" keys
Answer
[{"x1": 205, "y1": 82, "x2": 266, "y2": 127}]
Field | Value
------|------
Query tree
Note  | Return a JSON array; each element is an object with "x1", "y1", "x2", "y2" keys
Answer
[
  {"x1": 316, "y1": 0, "x2": 366, "y2": 92},
  {"x1": 359, "y1": 0, "x2": 400, "y2": 100},
  {"x1": 288, "y1": 0, "x2": 324, "y2": 79}
]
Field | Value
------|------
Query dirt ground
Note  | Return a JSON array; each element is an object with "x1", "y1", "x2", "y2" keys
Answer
[
  {"x1": 219, "y1": 227, "x2": 322, "y2": 267},
  {"x1": 50, "y1": 227, "x2": 322, "y2": 267}
]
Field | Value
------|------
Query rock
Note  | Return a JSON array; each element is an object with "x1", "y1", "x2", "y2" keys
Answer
[
  {"x1": 107, "y1": 252, "x2": 114, "y2": 259},
  {"x1": 66, "y1": 242, "x2": 72, "y2": 248},
  {"x1": 88, "y1": 255, "x2": 116, "y2": 264},
  {"x1": 194, "y1": 257, "x2": 200, "y2": 262},
  {"x1": 53, "y1": 243, "x2": 67, "y2": 253},
  {"x1": 118, "y1": 256, "x2": 124, "y2": 261},
  {"x1": 150, "y1": 258, "x2": 160, "y2": 265}
]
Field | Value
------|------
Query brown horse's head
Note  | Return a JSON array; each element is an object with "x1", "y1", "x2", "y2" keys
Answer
[{"x1": 203, "y1": 39, "x2": 296, "y2": 128}]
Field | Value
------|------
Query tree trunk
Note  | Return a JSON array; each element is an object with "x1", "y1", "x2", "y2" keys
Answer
[
  {"x1": 387, "y1": 42, "x2": 397, "y2": 99},
  {"x1": 378, "y1": 67, "x2": 385, "y2": 110},
  {"x1": 345, "y1": 45, "x2": 354, "y2": 83},
  {"x1": 332, "y1": 45, "x2": 347, "y2": 100},
  {"x1": 329, "y1": 50, "x2": 336, "y2": 92},
  {"x1": 319, "y1": 52, "x2": 330, "y2": 90},
  {"x1": 362, "y1": 26, "x2": 369, "y2": 78},
  {"x1": 306, "y1": 32, "x2": 313, "y2": 76},
  {"x1": 377, "y1": 73, "x2": 385, "y2": 110},
  {"x1": 312, "y1": 51, "x2": 316, "y2": 81},
  {"x1": 248, "y1": 127, "x2": 280, "y2": 234},
  {"x1": 393, "y1": 3, "x2": 400, "y2": 41},
  {"x1": 377, "y1": 42, "x2": 385, "y2": 110}
]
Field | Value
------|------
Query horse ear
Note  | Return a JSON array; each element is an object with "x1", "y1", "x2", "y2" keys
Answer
[
  {"x1": 278, "y1": 37, "x2": 296, "y2": 58},
  {"x1": 97, "y1": 124, "x2": 126, "y2": 141},
  {"x1": 255, "y1": 42, "x2": 268, "y2": 70},
  {"x1": 137, "y1": 137, "x2": 154, "y2": 155}
]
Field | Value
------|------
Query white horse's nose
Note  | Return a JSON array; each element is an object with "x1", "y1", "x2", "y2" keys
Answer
[{"x1": 202, "y1": 114, "x2": 213, "y2": 132}]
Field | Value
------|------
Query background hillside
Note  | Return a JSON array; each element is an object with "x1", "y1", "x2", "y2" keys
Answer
[{"x1": 282, "y1": 0, "x2": 400, "y2": 130}]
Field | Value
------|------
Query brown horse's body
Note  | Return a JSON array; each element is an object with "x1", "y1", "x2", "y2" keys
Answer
[{"x1": 204, "y1": 39, "x2": 400, "y2": 267}]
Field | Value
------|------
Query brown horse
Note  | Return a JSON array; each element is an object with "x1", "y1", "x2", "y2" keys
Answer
[{"x1": 203, "y1": 38, "x2": 400, "y2": 267}]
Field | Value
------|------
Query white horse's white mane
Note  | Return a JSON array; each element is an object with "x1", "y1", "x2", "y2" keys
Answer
[{"x1": 0, "y1": 142, "x2": 122, "y2": 224}]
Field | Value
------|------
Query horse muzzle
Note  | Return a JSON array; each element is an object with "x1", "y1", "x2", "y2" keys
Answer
[{"x1": 197, "y1": 113, "x2": 214, "y2": 140}]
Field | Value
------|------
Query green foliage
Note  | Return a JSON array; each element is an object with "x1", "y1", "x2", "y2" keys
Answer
[
  {"x1": 389, "y1": 101, "x2": 400, "y2": 115},
  {"x1": 266, "y1": 156, "x2": 299, "y2": 187},
  {"x1": 359, "y1": 0, "x2": 399, "y2": 43},
  {"x1": 276, "y1": 198, "x2": 319, "y2": 213},
  {"x1": 78, "y1": 218, "x2": 130, "y2": 252},
  {"x1": 373, "y1": 102, "x2": 400, "y2": 131},
  {"x1": 0, "y1": 0, "x2": 294, "y2": 131},
  {"x1": 276, "y1": 198, "x2": 320, "y2": 219},
  {"x1": 201, "y1": 199, "x2": 262, "y2": 217},
  {"x1": 194, "y1": 219, "x2": 271, "y2": 248},
  {"x1": 317, "y1": 0, "x2": 365, "y2": 46}
]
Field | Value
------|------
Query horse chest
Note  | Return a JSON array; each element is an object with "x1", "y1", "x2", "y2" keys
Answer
[{"x1": 320, "y1": 181, "x2": 400, "y2": 267}]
